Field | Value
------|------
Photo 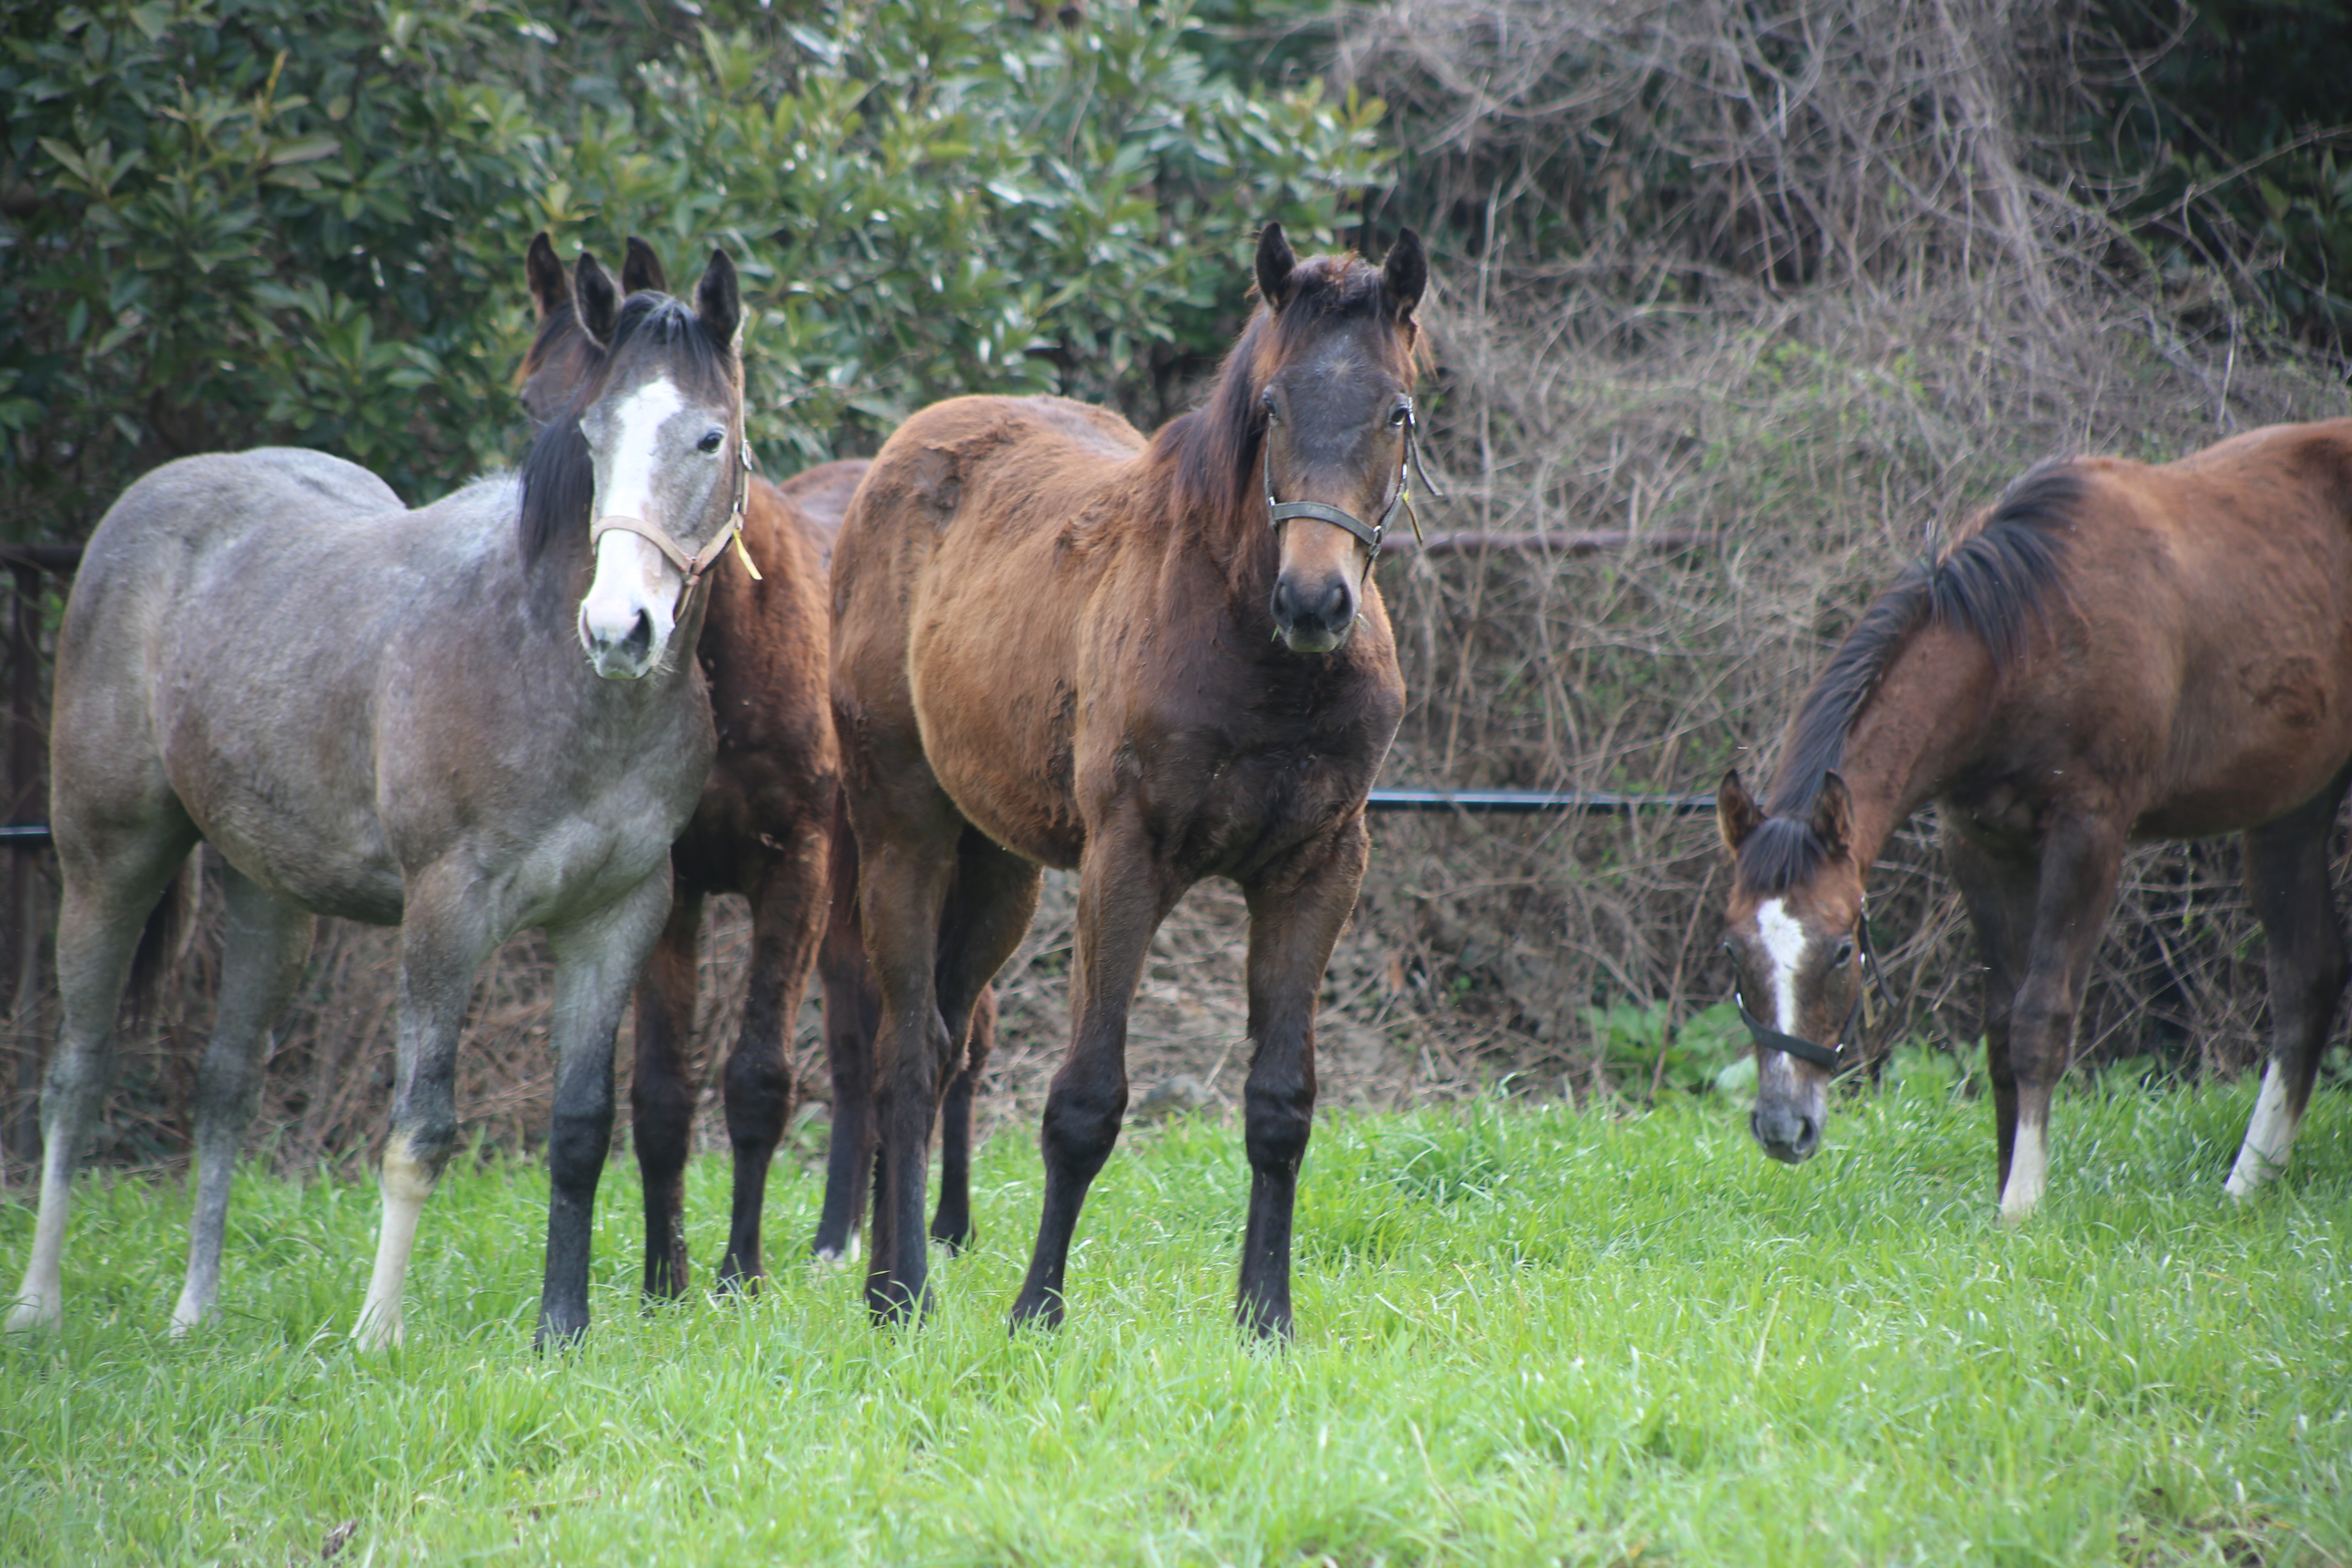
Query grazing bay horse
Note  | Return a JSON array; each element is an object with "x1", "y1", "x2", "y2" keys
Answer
[
  {"x1": 8, "y1": 251, "x2": 747, "y2": 1346},
  {"x1": 1716, "y1": 419, "x2": 2352, "y2": 1219},
  {"x1": 831, "y1": 223, "x2": 1425, "y2": 1335},
  {"x1": 520, "y1": 237, "x2": 997, "y2": 1287}
]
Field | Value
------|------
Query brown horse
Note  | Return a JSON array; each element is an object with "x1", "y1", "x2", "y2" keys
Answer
[
  {"x1": 831, "y1": 223, "x2": 1425, "y2": 1335},
  {"x1": 1716, "y1": 419, "x2": 2352, "y2": 1220},
  {"x1": 520, "y1": 236, "x2": 995, "y2": 1290}
]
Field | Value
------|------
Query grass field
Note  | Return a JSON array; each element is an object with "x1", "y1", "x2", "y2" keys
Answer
[{"x1": 4, "y1": 1056, "x2": 2348, "y2": 1567}]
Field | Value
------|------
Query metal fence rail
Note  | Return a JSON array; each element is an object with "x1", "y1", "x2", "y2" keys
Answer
[{"x1": 1365, "y1": 789, "x2": 1713, "y2": 815}]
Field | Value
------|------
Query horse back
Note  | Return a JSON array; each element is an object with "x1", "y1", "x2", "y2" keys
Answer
[{"x1": 2003, "y1": 419, "x2": 2352, "y2": 833}]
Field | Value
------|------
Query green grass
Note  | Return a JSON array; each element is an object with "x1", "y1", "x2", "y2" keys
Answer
[{"x1": 4, "y1": 1062, "x2": 2348, "y2": 1566}]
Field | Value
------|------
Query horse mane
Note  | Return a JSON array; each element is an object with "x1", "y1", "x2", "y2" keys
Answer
[
  {"x1": 1738, "y1": 460, "x2": 2085, "y2": 891},
  {"x1": 516, "y1": 292, "x2": 737, "y2": 565},
  {"x1": 1147, "y1": 253, "x2": 1420, "y2": 531}
]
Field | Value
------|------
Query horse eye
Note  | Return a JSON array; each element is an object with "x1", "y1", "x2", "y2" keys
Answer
[
  {"x1": 1261, "y1": 391, "x2": 1278, "y2": 423},
  {"x1": 1388, "y1": 403, "x2": 1410, "y2": 427},
  {"x1": 697, "y1": 429, "x2": 724, "y2": 454},
  {"x1": 1834, "y1": 938, "x2": 1857, "y2": 964}
]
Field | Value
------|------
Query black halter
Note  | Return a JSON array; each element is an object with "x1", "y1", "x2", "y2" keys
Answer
[
  {"x1": 1263, "y1": 399, "x2": 1441, "y2": 556},
  {"x1": 1734, "y1": 905, "x2": 1893, "y2": 1071}
]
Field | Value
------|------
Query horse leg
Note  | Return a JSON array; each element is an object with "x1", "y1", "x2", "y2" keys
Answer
[
  {"x1": 1234, "y1": 820, "x2": 1368, "y2": 1339},
  {"x1": 929, "y1": 984, "x2": 996, "y2": 1254},
  {"x1": 812, "y1": 797, "x2": 878, "y2": 1264},
  {"x1": 2226, "y1": 773, "x2": 2352, "y2": 1196},
  {"x1": 1944, "y1": 833, "x2": 2037, "y2": 1196},
  {"x1": 9, "y1": 834, "x2": 193, "y2": 1332},
  {"x1": 536, "y1": 869, "x2": 674, "y2": 1348},
  {"x1": 1010, "y1": 823, "x2": 1171, "y2": 1332},
  {"x1": 631, "y1": 884, "x2": 702, "y2": 1302},
  {"x1": 852, "y1": 815, "x2": 960, "y2": 1323},
  {"x1": 717, "y1": 828, "x2": 829, "y2": 1292},
  {"x1": 869, "y1": 831, "x2": 1037, "y2": 1323},
  {"x1": 171, "y1": 864, "x2": 315, "y2": 1334},
  {"x1": 1998, "y1": 816, "x2": 2127, "y2": 1223},
  {"x1": 355, "y1": 876, "x2": 497, "y2": 1349}
]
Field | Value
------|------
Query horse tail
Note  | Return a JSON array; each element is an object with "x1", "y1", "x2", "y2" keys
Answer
[{"x1": 125, "y1": 853, "x2": 200, "y2": 1026}]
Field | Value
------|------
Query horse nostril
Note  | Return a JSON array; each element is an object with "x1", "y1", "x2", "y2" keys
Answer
[
  {"x1": 1795, "y1": 1115, "x2": 1820, "y2": 1156},
  {"x1": 1318, "y1": 580, "x2": 1352, "y2": 626},
  {"x1": 624, "y1": 608, "x2": 653, "y2": 658}
]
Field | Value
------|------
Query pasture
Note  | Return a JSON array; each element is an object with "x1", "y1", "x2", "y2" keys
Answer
[{"x1": 6, "y1": 1061, "x2": 2347, "y2": 1566}]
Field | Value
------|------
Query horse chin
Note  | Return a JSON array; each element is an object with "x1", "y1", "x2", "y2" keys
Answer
[
  {"x1": 588, "y1": 648, "x2": 659, "y2": 681},
  {"x1": 1277, "y1": 623, "x2": 1351, "y2": 655}
]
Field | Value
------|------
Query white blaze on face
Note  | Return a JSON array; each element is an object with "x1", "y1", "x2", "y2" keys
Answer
[
  {"x1": 578, "y1": 376, "x2": 686, "y2": 675},
  {"x1": 1755, "y1": 898, "x2": 1809, "y2": 1033},
  {"x1": 2225, "y1": 1060, "x2": 2303, "y2": 1198}
]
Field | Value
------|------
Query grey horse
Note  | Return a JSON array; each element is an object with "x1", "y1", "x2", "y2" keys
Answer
[{"x1": 8, "y1": 249, "x2": 746, "y2": 1348}]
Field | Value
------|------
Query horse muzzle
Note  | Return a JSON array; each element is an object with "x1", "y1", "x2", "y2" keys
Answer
[
  {"x1": 579, "y1": 527, "x2": 682, "y2": 679},
  {"x1": 1750, "y1": 1102, "x2": 1822, "y2": 1164},
  {"x1": 1270, "y1": 571, "x2": 1358, "y2": 654}
]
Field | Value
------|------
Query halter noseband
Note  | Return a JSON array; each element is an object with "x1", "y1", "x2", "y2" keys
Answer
[
  {"x1": 590, "y1": 437, "x2": 760, "y2": 591},
  {"x1": 1264, "y1": 398, "x2": 1441, "y2": 557},
  {"x1": 1733, "y1": 903, "x2": 1892, "y2": 1072}
]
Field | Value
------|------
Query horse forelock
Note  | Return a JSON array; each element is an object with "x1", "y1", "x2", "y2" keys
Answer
[
  {"x1": 1760, "y1": 460, "x2": 2086, "y2": 824},
  {"x1": 1154, "y1": 252, "x2": 1420, "y2": 530},
  {"x1": 1735, "y1": 817, "x2": 1837, "y2": 895},
  {"x1": 517, "y1": 291, "x2": 740, "y2": 566}
]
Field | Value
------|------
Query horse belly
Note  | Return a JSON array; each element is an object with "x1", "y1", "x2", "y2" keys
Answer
[
  {"x1": 908, "y1": 597, "x2": 1088, "y2": 869},
  {"x1": 2140, "y1": 646, "x2": 2352, "y2": 835}
]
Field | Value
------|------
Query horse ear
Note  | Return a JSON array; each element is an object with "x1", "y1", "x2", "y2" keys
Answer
[
  {"x1": 694, "y1": 248, "x2": 742, "y2": 350},
  {"x1": 622, "y1": 235, "x2": 668, "y2": 296},
  {"x1": 1812, "y1": 772, "x2": 1856, "y2": 860},
  {"x1": 1383, "y1": 227, "x2": 1427, "y2": 318},
  {"x1": 526, "y1": 233, "x2": 570, "y2": 323},
  {"x1": 1718, "y1": 770, "x2": 1762, "y2": 855},
  {"x1": 574, "y1": 251, "x2": 621, "y2": 347},
  {"x1": 1255, "y1": 221, "x2": 1297, "y2": 310}
]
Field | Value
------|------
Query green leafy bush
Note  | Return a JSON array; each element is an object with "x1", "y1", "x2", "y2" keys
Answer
[{"x1": 0, "y1": 0, "x2": 1384, "y2": 537}]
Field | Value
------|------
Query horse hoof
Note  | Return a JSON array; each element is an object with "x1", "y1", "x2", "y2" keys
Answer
[{"x1": 1007, "y1": 1292, "x2": 1065, "y2": 1335}]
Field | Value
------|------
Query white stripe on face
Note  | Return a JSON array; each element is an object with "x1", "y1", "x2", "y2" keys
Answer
[
  {"x1": 598, "y1": 375, "x2": 685, "y2": 525},
  {"x1": 1755, "y1": 897, "x2": 1809, "y2": 1033}
]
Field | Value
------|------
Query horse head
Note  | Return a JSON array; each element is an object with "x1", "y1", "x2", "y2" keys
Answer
[
  {"x1": 518, "y1": 243, "x2": 746, "y2": 680},
  {"x1": 1716, "y1": 768, "x2": 1871, "y2": 1163},
  {"x1": 1252, "y1": 223, "x2": 1427, "y2": 655}
]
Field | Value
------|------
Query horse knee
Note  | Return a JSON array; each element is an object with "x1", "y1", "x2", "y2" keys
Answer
[
  {"x1": 722, "y1": 1047, "x2": 791, "y2": 1145},
  {"x1": 1244, "y1": 1090, "x2": 1313, "y2": 1176},
  {"x1": 1040, "y1": 1080, "x2": 1125, "y2": 1173},
  {"x1": 547, "y1": 1107, "x2": 614, "y2": 1194},
  {"x1": 630, "y1": 1071, "x2": 694, "y2": 1174}
]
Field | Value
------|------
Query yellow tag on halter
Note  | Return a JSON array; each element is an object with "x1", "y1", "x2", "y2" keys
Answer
[{"x1": 731, "y1": 531, "x2": 764, "y2": 581}]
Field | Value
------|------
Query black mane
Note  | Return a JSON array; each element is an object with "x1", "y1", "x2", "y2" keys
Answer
[
  {"x1": 1151, "y1": 252, "x2": 1410, "y2": 526},
  {"x1": 516, "y1": 292, "x2": 737, "y2": 565},
  {"x1": 1737, "y1": 461, "x2": 2085, "y2": 891}
]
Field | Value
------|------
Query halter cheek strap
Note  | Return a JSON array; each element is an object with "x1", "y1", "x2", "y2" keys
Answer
[
  {"x1": 590, "y1": 439, "x2": 760, "y2": 591},
  {"x1": 1733, "y1": 903, "x2": 1893, "y2": 1072},
  {"x1": 1264, "y1": 399, "x2": 1440, "y2": 560}
]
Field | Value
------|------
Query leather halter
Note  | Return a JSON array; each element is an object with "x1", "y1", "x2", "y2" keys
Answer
[
  {"x1": 1264, "y1": 399, "x2": 1440, "y2": 557},
  {"x1": 589, "y1": 437, "x2": 757, "y2": 592},
  {"x1": 1734, "y1": 904, "x2": 1892, "y2": 1071}
]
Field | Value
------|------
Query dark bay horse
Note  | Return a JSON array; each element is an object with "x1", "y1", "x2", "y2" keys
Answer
[
  {"x1": 520, "y1": 236, "x2": 996, "y2": 1288},
  {"x1": 1717, "y1": 419, "x2": 2352, "y2": 1219},
  {"x1": 8, "y1": 251, "x2": 747, "y2": 1346},
  {"x1": 831, "y1": 224, "x2": 1425, "y2": 1335}
]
